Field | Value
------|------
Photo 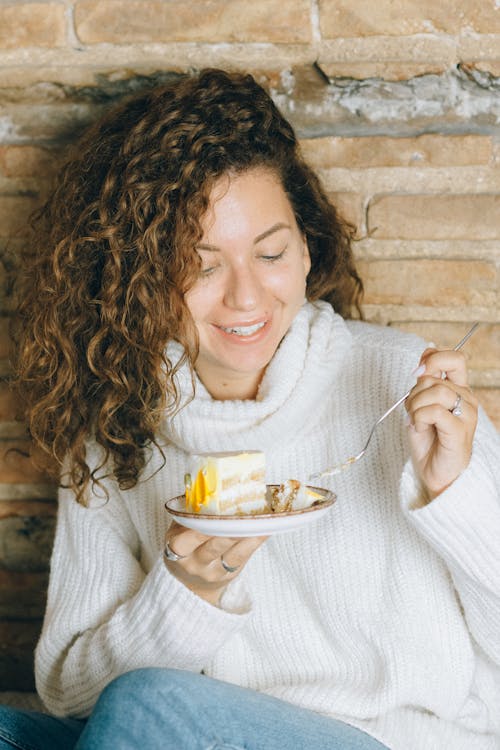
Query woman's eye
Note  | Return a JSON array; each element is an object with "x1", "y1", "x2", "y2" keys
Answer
[
  {"x1": 199, "y1": 264, "x2": 218, "y2": 277},
  {"x1": 261, "y1": 250, "x2": 285, "y2": 262}
]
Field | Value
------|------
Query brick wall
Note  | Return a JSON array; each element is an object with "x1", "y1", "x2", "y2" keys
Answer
[{"x1": 0, "y1": 1, "x2": 499, "y2": 691}]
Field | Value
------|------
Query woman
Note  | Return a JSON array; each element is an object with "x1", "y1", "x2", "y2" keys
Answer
[{"x1": 1, "y1": 69, "x2": 499, "y2": 750}]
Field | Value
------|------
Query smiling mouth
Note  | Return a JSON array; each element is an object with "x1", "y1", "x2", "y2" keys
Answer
[{"x1": 218, "y1": 321, "x2": 266, "y2": 337}]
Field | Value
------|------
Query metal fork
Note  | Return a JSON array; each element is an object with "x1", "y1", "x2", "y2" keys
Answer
[{"x1": 308, "y1": 322, "x2": 480, "y2": 482}]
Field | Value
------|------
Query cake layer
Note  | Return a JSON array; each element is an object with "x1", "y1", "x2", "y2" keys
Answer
[
  {"x1": 269, "y1": 480, "x2": 323, "y2": 512},
  {"x1": 185, "y1": 450, "x2": 267, "y2": 515}
]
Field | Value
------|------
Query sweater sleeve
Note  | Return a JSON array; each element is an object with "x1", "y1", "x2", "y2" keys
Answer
[
  {"x1": 400, "y1": 407, "x2": 500, "y2": 664},
  {"x1": 35, "y1": 482, "x2": 251, "y2": 718}
]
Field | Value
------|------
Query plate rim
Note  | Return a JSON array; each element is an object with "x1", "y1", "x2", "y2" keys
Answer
[{"x1": 165, "y1": 484, "x2": 336, "y2": 520}]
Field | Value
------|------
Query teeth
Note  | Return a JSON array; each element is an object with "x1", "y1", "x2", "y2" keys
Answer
[{"x1": 220, "y1": 322, "x2": 265, "y2": 336}]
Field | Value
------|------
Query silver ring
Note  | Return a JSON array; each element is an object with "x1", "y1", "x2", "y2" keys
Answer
[
  {"x1": 220, "y1": 555, "x2": 240, "y2": 574},
  {"x1": 451, "y1": 393, "x2": 463, "y2": 417},
  {"x1": 164, "y1": 541, "x2": 188, "y2": 562}
]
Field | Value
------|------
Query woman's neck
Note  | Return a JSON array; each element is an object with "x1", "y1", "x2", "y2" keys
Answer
[{"x1": 195, "y1": 368, "x2": 264, "y2": 401}]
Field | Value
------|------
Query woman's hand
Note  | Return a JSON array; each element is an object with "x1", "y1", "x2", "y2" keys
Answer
[
  {"x1": 405, "y1": 347, "x2": 478, "y2": 500},
  {"x1": 163, "y1": 521, "x2": 268, "y2": 606}
]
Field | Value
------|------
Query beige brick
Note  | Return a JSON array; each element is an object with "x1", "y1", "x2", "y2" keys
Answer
[
  {"x1": 0, "y1": 569, "x2": 49, "y2": 619},
  {"x1": 0, "y1": 425, "x2": 29, "y2": 442},
  {"x1": 0, "y1": 66, "x2": 100, "y2": 89},
  {"x1": 475, "y1": 388, "x2": 500, "y2": 430},
  {"x1": 0, "y1": 319, "x2": 11, "y2": 360},
  {"x1": 0, "y1": 146, "x2": 58, "y2": 179},
  {"x1": 320, "y1": 35, "x2": 458, "y2": 66},
  {"x1": 319, "y1": 0, "x2": 500, "y2": 37},
  {"x1": 0, "y1": 3, "x2": 66, "y2": 49},
  {"x1": 358, "y1": 259, "x2": 497, "y2": 307},
  {"x1": 363, "y1": 306, "x2": 499, "y2": 329},
  {"x1": 313, "y1": 61, "x2": 449, "y2": 81},
  {"x1": 318, "y1": 167, "x2": 500, "y2": 197},
  {"x1": 0, "y1": 254, "x2": 15, "y2": 316},
  {"x1": 0, "y1": 196, "x2": 40, "y2": 239},
  {"x1": 0, "y1": 481, "x2": 57, "y2": 502},
  {"x1": 75, "y1": 0, "x2": 311, "y2": 44},
  {"x1": 0, "y1": 514, "x2": 55, "y2": 570},
  {"x1": 354, "y1": 238, "x2": 500, "y2": 263},
  {"x1": 394, "y1": 322, "x2": 500, "y2": 372},
  {"x1": 0, "y1": 383, "x2": 18, "y2": 423},
  {"x1": 457, "y1": 36, "x2": 500, "y2": 63},
  {"x1": 0, "y1": 101, "x2": 100, "y2": 145},
  {"x1": 327, "y1": 192, "x2": 364, "y2": 232},
  {"x1": 0, "y1": 500, "x2": 56, "y2": 520},
  {"x1": 0, "y1": 441, "x2": 52, "y2": 485},
  {"x1": 494, "y1": 141, "x2": 500, "y2": 168},
  {"x1": 0, "y1": 289, "x2": 14, "y2": 319},
  {"x1": 472, "y1": 61, "x2": 500, "y2": 77},
  {"x1": 301, "y1": 135, "x2": 493, "y2": 170},
  {"x1": 368, "y1": 194, "x2": 500, "y2": 240}
]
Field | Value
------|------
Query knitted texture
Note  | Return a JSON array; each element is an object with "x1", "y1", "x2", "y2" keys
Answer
[{"x1": 35, "y1": 302, "x2": 500, "y2": 750}]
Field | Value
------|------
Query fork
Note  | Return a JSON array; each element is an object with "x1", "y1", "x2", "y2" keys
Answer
[{"x1": 308, "y1": 322, "x2": 480, "y2": 482}]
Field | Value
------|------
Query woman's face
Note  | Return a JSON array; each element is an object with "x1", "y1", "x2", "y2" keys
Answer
[{"x1": 185, "y1": 167, "x2": 311, "y2": 401}]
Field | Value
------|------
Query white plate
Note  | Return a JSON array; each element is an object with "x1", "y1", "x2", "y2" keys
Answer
[{"x1": 165, "y1": 485, "x2": 336, "y2": 537}]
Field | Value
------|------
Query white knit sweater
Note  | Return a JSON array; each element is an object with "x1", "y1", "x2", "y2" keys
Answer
[{"x1": 35, "y1": 302, "x2": 500, "y2": 750}]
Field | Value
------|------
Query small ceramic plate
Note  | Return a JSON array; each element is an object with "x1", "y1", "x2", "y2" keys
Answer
[{"x1": 165, "y1": 485, "x2": 336, "y2": 537}]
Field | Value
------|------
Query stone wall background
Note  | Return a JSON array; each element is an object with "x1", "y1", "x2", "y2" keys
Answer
[{"x1": 0, "y1": 0, "x2": 499, "y2": 691}]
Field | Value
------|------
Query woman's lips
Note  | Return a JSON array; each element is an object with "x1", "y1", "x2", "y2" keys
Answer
[
  {"x1": 214, "y1": 319, "x2": 269, "y2": 340},
  {"x1": 218, "y1": 321, "x2": 266, "y2": 337}
]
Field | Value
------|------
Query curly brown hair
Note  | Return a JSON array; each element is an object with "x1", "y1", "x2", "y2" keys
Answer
[{"x1": 12, "y1": 68, "x2": 363, "y2": 503}]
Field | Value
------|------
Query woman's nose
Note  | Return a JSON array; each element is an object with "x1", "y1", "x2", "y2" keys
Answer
[{"x1": 223, "y1": 264, "x2": 263, "y2": 311}]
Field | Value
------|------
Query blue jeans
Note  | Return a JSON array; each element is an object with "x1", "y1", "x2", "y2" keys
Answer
[
  {"x1": 0, "y1": 669, "x2": 390, "y2": 749},
  {"x1": 0, "y1": 706, "x2": 84, "y2": 749}
]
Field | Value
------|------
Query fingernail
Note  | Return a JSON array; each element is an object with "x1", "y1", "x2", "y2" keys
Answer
[
  {"x1": 404, "y1": 412, "x2": 413, "y2": 427},
  {"x1": 411, "y1": 363, "x2": 426, "y2": 377}
]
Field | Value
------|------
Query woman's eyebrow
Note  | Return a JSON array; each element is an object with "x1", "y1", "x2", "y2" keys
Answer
[
  {"x1": 196, "y1": 222, "x2": 291, "y2": 253},
  {"x1": 254, "y1": 222, "x2": 290, "y2": 244},
  {"x1": 196, "y1": 242, "x2": 220, "y2": 252}
]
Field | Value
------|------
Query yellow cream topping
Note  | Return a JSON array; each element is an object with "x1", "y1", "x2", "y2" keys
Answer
[{"x1": 185, "y1": 464, "x2": 217, "y2": 513}]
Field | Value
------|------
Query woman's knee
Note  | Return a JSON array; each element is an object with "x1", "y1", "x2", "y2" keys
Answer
[
  {"x1": 77, "y1": 669, "x2": 206, "y2": 749},
  {"x1": 98, "y1": 667, "x2": 202, "y2": 708}
]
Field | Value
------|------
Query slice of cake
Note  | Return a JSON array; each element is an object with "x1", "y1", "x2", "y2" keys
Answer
[
  {"x1": 184, "y1": 450, "x2": 267, "y2": 515},
  {"x1": 269, "y1": 479, "x2": 323, "y2": 513}
]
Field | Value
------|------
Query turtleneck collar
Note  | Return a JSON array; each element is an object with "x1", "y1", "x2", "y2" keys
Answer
[{"x1": 162, "y1": 301, "x2": 352, "y2": 456}]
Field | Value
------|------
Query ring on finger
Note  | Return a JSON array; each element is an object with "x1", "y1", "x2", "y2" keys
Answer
[
  {"x1": 220, "y1": 554, "x2": 240, "y2": 574},
  {"x1": 450, "y1": 392, "x2": 463, "y2": 417},
  {"x1": 164, "y1": 541, "x2": 188, "y2": 562}
]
